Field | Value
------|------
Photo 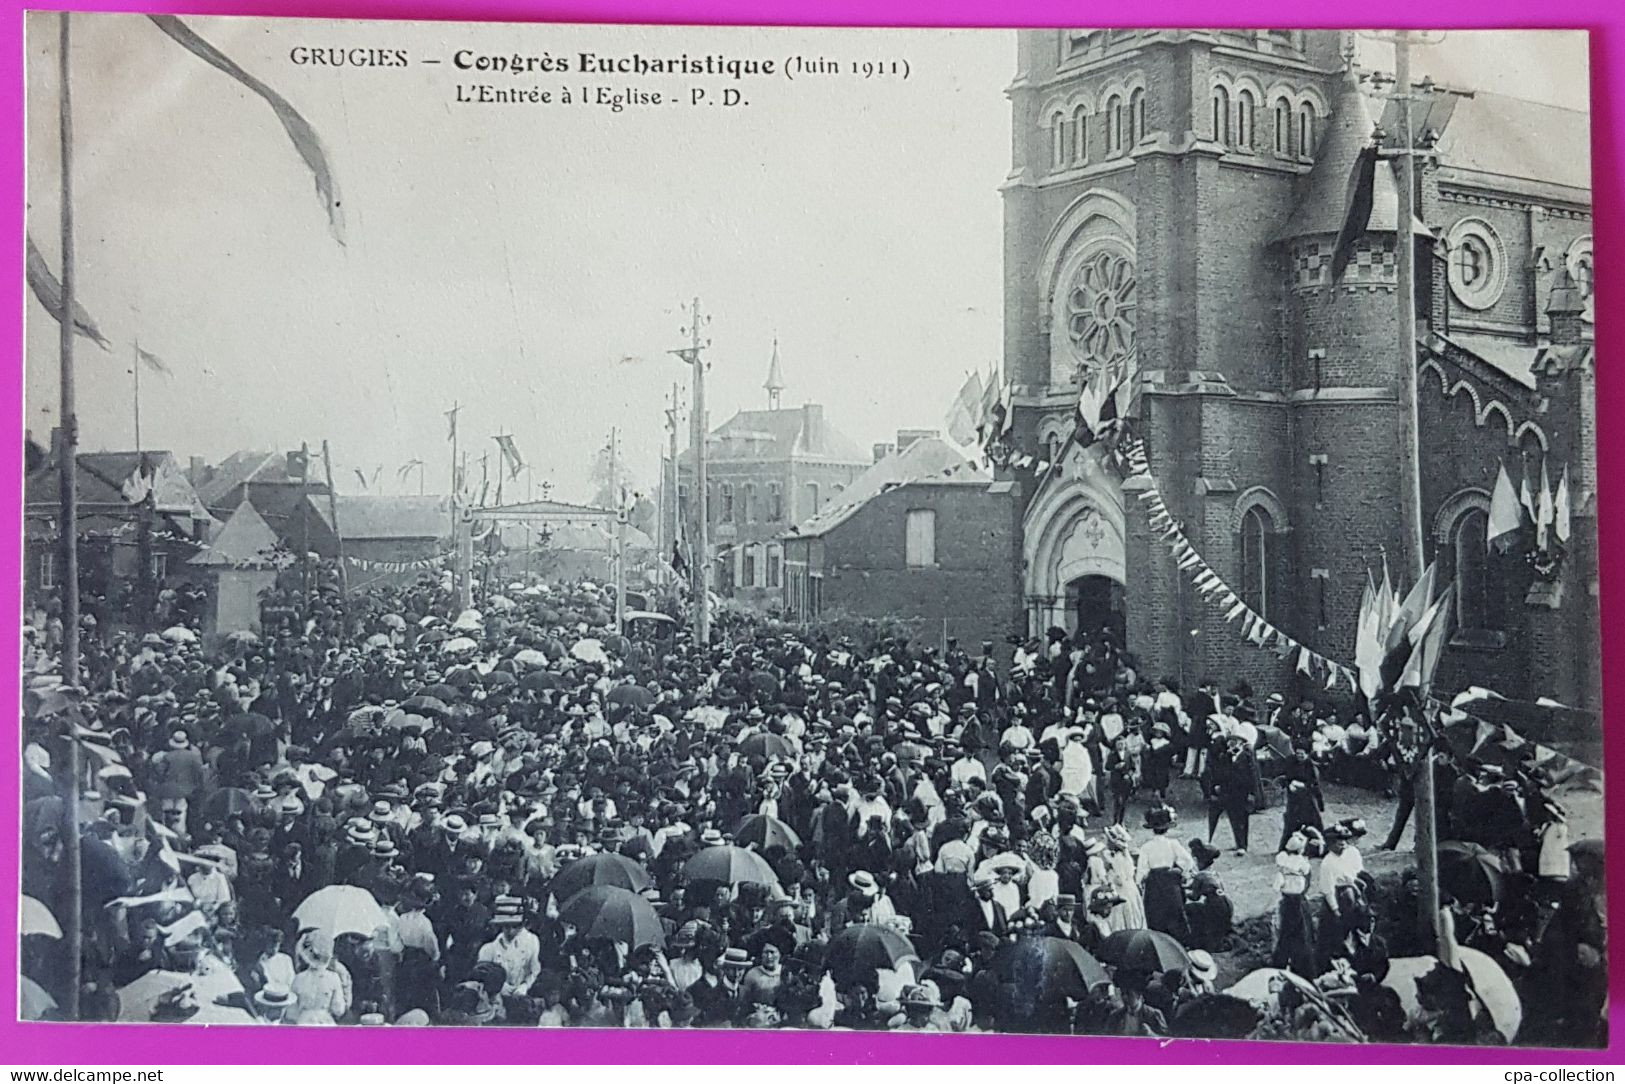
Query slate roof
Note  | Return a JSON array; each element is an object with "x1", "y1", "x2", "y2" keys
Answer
[
  {"x1": 789, "y1": 436, "x2": 989, "y2": 538},
  {"x1": 1428, "y1": 91, "x2": 1591, "y2": 194},
  {"x1": 679, "y1": 405, "x2": 869, "y2": 466},
  {"x1": 190, "y1": 501, "x2": 282, "y2": 567},
  {"x1": 305, "y1": 494, "x2": 452, "y2": 541}
]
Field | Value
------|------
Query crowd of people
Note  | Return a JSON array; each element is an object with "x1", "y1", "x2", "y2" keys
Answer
[{"x1": 17, "y1": 564, "x2": 1607, "y2": 1045}]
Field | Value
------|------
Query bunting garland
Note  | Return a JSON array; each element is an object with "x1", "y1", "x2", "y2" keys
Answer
[
  {"x1": 1120, "y1": 438, "x2": 1361, "y2": 694},
  {"x1": 344, "y1": 553, "x2": 449, "y2": 574}
]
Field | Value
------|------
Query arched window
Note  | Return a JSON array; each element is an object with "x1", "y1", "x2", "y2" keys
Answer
[
  {"x1": 1072, "y1": 105, "x2": 1089, "y2": 163},
  {"x1": 720, "y1": 482, "x2": 735, "y2": 523},
  {"x1": 1452, "y1": 507, "x2": 1495, "y2": 631},
  {"x1": 1211, "y1": 86, "x2": 1231, "y2": 144},
  {"x1": 1298, "y1": 104, "x2": 1316, "y2": 155},
  {"x1": 1237, "y1": 90, "x2": 1256, "y2": 149},
  {"x1": 804, "y1": 482, "x2": 820, "y2": 516},
  {"x1": 1273, "y1": 97, "x2": 1291, "y2": 155},
  {"x1": 1045, "y1": 432, "x2": 1063, "y2": 465},
  {"x1": 1129, "y1": 88, "x2": 1146, "y2": 145},
  {"x1": 768, "y1": 482, "x2": 783, "y2": 522},
  {"x1": 1051, "y1": 111, "x2": 1069, "y2": 167},
  {"x1": 1239, "y1": 507, "x2": 1270, "y2": 619},
  {"x1": 1106, "y1": 95, "x2": 1124, "y2": 155}
]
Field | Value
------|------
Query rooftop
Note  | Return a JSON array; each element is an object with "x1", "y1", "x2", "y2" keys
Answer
[
  {"x1": 789, "y1": 436, "x2": 989, "y2": 537},
  {"x1": 305, "y1": 494, "x2": 452, "y2": 541}
]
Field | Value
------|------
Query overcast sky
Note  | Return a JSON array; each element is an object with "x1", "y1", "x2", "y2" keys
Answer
[{"x1": 23, "y1": 19, "x2": 1589, "y2": 503}]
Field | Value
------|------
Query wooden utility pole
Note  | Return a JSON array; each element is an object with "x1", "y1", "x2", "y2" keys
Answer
[
  {"x1": 665, "y1": 382, "x2": 681, "y2": 582},
  {"x1": 298, "y1": 440, "x2": 312, "y2": 612},
  {"x1": 609, "y1": 427, "x2": 626, "y2": 634},
  {"x1": 1369, "y1": 28, "x2": 1443, "y2": 955},
  {"x1": 56, "y1": 10, "x2": 83, "y2": 1022},
  {"x1": 321, "y1": 440, "x2": 347, "y2": 614},
  {"x1": 673, "y1": 299, "x2": 711, "y2": 644}
]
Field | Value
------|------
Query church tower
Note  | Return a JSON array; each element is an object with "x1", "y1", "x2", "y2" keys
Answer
[{"x1": 764, "y1": 336, "x2": 785, "y2": 410}]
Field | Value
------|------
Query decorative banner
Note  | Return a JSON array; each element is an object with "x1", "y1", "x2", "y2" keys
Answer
[{"x1": 344, "y1": 553, "x2": 449, "y2": 573}]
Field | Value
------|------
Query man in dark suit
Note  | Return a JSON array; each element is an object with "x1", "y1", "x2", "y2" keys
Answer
[{"x1": 965, "y1": 870, "x2": 1009, "y2": 941}]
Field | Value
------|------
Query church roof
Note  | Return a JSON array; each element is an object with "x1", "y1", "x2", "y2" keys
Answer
[
  {"x1": 1277, "y1": 68, "x2": 1428, "y2": 241},
  {"x1": 1428, "y1": 92, "x2": 1591, "y2": 194},
  {"x1": 190, "y1": 501, "x2": 281, "y2": 567},
  {"x1": 789, "y1": 436, "x2": 988, "y2": 538}
]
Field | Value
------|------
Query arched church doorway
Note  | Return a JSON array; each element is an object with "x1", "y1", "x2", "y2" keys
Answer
[{"x1": 1067, "y1": 573, "x2": 1125, "y2": 648}]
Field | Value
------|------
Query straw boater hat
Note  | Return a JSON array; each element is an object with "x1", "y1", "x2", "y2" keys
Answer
[
  {"x1": 848, "y1": 870, "x2": 880, "y2": 897},
  {"x1": 900, "y1": 983, "x2": 942, "y2": 1010},
  {"x1": 1188, "y1": 950, "x2": 1218, "y2": 984},
  {"x1": 253, "y1": 983, "x2": 296, "y2": 1011},
  {"x1": 491, "y1": 895, "x2": 525, "y2": 927}
]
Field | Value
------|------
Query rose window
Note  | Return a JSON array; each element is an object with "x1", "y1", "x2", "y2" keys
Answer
[{"x1": 1067, "y1": 250, "x2": 1137, "y2": 372}]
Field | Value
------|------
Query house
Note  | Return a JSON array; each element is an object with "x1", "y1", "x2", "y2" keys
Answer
[
  {"x1": 188, "y1": 500, "x2": 284, "y2": 646},
  {"x1": 23, "y1": 431, "x2": 213, "y2": 609},
  {"x1": 190, "y1": 450, "x2": 331, "y2": 543},
  {"x1": 782, "y1": 436, "x2": 1021, "y2": 654},
  {"x1": 287, "y1": 494, "x2": 453, "y2": 587}
]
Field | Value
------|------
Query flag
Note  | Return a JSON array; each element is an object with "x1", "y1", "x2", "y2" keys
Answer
[
  {"x1": 148, "y1": 15, "x2": 344, "y2": 243},
  {"x1": 398, "y1": 458, "x2": 423, "y2": 481},
  {"x1": 1296, "y1": 646, "x2": 1313, "y2": 675},
  {"x1": 1328, "y1": 142, "x2": 1379, "y2": 286},
  {"x1": 1537, "y1": 461, "x2": 1555, "y2": 551},
  {"x1": 672, "y1": 542, "x2": 688, "y2": 577},
  {"x1": 495, "y1": 434, "x2": 525, "y2": 479},
  {"x1": 26, "y1": 236, "x2": 110, "y2": 349},
  {"x1": 445, "y1": 406, "x2": 460, "y2": 443},
  {"x1": 1554, "y1": 466, "x2": 1571, "y2": 545},
  {"x1": 1487, "y1": 462, "x2": 1523, "y2": 552},
  {"x1": 120, "y1": 465, "x2": 153, "y2": 505},
  {"x1": 1520, "y1": 467, "x2": 1537, "y2": 524},
  {"x1": 354, "y1": 469, "x2": 370, "y2": 490},
  {"x1": 946, "y1": 371, "x2": 985, "y2": 445},
  {"x1": 136, "y1": 345, "x2": 171, "y2": 375},
  {"x1": 1387, "y1": 563, "x2": 1437, "y2": 655},
  {"x1": 1398, "y1": 586, "x2": 1455, "y2": 692}
]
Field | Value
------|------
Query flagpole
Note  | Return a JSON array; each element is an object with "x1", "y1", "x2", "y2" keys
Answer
[
  {"x1": 132, "y1": 338, "x2": 141, "y2": 453},
  {"x1": 322, "y1": 440, "x2": 348, "y2": 616},
  {"x1": 55, "y1": 9, "x2": 84, "y2": 1022}
]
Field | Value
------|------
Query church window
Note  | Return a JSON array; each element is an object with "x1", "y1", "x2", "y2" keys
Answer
[
  {"x1": 1236, "y1": 90, "x2": 1257, "y2": 149},
  {"x1": 1051, "y1": 111, "x2": 1069, "y2": 168},
  {"x1": 1273, "y1": 97, "x2": 1292, "y2": 155},
  {"x1": 906, "y1": 509, "x2": 937, "y2": 567},
  {"x1": 1298, "y1": 104, "x2": 1316, "y2": 156},
  {"x1": 1211, "y1": 86, "x2": 1231, "y2": 144},
  {"x1": 1072, "y1": 105, "x2": 1090, "y2": 163},
  {"x1": 1066, "y1": 249, "x2": 1138, "y2": 376},
  {"x1": 1239, "y1": 507, "x2": 1271, "y2": 620},
  {"x1": 1129, "y1": 88, "x2": 1146, "y2": 145},
  {"x1": 1447, "y1": 218, "x2": 1507, "y2": 311},
  {"x1": 1107, "y1": 95, "x2": 1125, "y2": 155},
  {"x1": 1451, "y1": 507, "x2": 1495, "y2": 632}
]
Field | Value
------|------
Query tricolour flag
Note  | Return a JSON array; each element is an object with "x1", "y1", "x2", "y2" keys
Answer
[
  {"x1": 1554, "y1": 466, "x2": 1571, "y2": 545},
  {"x1": 149, "y1": 15, "x2": 344, "y2": 243},
  {"x1": 1537, "y1": 461, "x2": 1555, "y2": 551},
  {"x1": 26, "y1": 236, "x2": 110, "y2": 348},
  {"x1": 1487, "y1": 462, "x2": 1524, "y2": 552},
  {"x1": 1398, "y1": 586, "x2": 1455, "y2": 693},
  {"x1": 136, "y1": 345, "x2": 171, "y2": 375},
  {"x1": 495, "y1": 434, "x2": 525, "y2": 479},
  {"x1": 1327, "y1": 142, "x2": 1380, "y2": 286},
  {"x1": 946, "y1": 371, "x2": 985, "y2": 446}
]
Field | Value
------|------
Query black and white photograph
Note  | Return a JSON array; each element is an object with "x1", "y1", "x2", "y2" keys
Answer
[{"x1": 19, "y1": 16, "x2": 1605, "y2": 1046}]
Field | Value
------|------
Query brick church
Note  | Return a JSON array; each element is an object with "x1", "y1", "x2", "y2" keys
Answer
[{"x1": 998, "y1": 29, "x2": 1598, "y2": 709}]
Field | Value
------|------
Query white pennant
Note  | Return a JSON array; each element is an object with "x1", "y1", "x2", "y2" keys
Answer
[
  {"x1": 1296, "y1": 647, "x2": 1313, "y2": 674},
  {"x1": 1225, "y1": 601, "x2": 1247, "y2": 621}
]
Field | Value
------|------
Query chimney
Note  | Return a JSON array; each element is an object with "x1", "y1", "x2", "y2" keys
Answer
[
  {"x1": 1547, "y1": 264, "x2": 1587, "y2": 346},
  {"x1": 872, "y1": 442, "x2": 896, "y2": 464},
  {"x1": 189, "y1": 455, "x2": 205, "y2": 484},
  {"x1": 801, "y1": 403, "x2": 825, "y2": 452}
]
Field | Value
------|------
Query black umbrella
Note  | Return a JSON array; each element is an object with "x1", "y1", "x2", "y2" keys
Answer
[
  {"x1": 996, "y1": 936, "x2": 1110, "y2": 1000},
  {"x1": 417, "y1": 683, "x2": 462, "y2": 702},
  {"x1": 750, "y1": 672, "x2": 781, "y2": 699},
  {"x1": 1438, "y1": 840, "x2": 1507, "y2": 905},
  {"x1": 221, "y1": 712, "x2": 275, "y2": 742},
  {"x1": 1255, "y1": 725, "x2": 1294, "y2": 759},
  {"x1": 400, "y1": 695, "x2": 452, "y2": 717},
  {"x1": 484, "y1": 670, "x2": 517, "y2": 688},
  {"x1": 551, "y1": 853, "x2": 654, "y2": 902},
  {"x1": 826, "y1": 924, "x2": 917, "y2": 984},
  {"x1": 443, "y1": 668, "x2": 479, "y2": 688},
  {"x1": 1172, "y1": 994, "x2": 1263, "y2": 1039},
  {"x1": 739, "y1": 733, "x2": 796, "y2": 759},
  {"x1": 521, "y1": 671, "x2": 561, "y2": 691},
  {"x1": 417, "y1": 629, "x2": 451, "y2": 645},
  {"x1": 200, "y1": 787, "x2": 258, "y2": 821},
  {"x1": 607, "y1": 685, "x2": 655, "y2": 711},
  {"x1": 734, "y1": 814, "x2": 802, "y2": 851},
  {"x1": 557, "y1": 886, "x2": 664, "y2": 949},
  {"x1": 1100, "y1": 928, "x2": 1190, "y2": 974}
]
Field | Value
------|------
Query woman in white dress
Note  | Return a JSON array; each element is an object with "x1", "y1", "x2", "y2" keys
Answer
[{"x1": 1101, "y1": 825, "x2": 1147, "y2": 932}]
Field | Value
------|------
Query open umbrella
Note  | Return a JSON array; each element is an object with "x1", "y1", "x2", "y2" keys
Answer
[
  {"x1": 551, "y1": 852, "x2": 653, "y2": 902},
  {"x1": 226, "y1": 630, "x2": 260, "y2": 646},
  {"x1": 161, "y1": 626, "x2": 197, "y2": 643},
  {"x1": 417, "y1": 628, "x2": 451, "y2": 645},
  {"x1": 20, "y1": 976, "x2": 57, "y2": 1020},
  {"x1": 1100, "y1": 928, "x2": 1190, "y2": 974},
  {"x1": 1172, "y1": 993, "x2": 1263, "y2": 1039},
  {"x1": 997, "y1": 936, "x2": 1109, "y2": 1000},
  {"x1": 739, "y1": 732, "x2": 796, "y2": 759},
  {"x1": 683, "y1": 845, "x2": 780, "y2": 890},
  {"x1": 520, "y1": 671, "x2": 561, "y2": 691},
  {"x1": 222, "y1": 712, "x2": 276, "y2": 743},
  {"x1": 1438, "y1": 841, "x2": 1508, "y2": 906},
  {"x1": 200, "y1": 787, "x2": 259, "y2": 822},
  {"x1": 380, "y1": 613, "x2": 407, "y2": 630},
  {"x1": 292, "y1": 885, "x2": 388, "y2": 939},
  {"x1": 21, "y1": 894, "x2": 61, "y2": 939},
  {"x1": 1383, "y1": 950, "x2": 1521, "y2": 1043},
  {"x1": 827, "y1": 924, "x2": 918, "y2": 984},
  {"x1": 452, "y1": 608, "x2": 484, "y2": 631},
  {"x1": 488, "y1": 595, "x2": 516, "y2": 612},
  {"x1": 571, "y1": 639, "x2": 609, "y2": 665},
  {"x1": 365, "y1": 633, "x2": 392, "y2": 650},
  {"x1": 557, "y1": 885, "x2": 664, "y2": 949},
  {"x1": 386, "y1": 712, "x2": 432, "y2": 733},
  {"x1": 734, "y1": 814, "x2": 802, "y2": 851},
  {"x1": 116, "y1": 967, "x2": 246, "y2": 1022},
  {"x1": 443, "y1": 636, "x2": 479, "y2": 655},
  {"x1": 1254, "y1": 725, "x2": 1294, "y2": 759},
  {"x1": 402, "y1": 694, "x2": 454, "y2": 717},
  {"x1": 607, "y1": 685, "x2": 655, "y2": 711},
  {"x1": 513, "y1": 648, "x2": 548, "y2": 670},
  {"x1": 1226, "y1": 967, "x2": 1322, "y2": 1010}
]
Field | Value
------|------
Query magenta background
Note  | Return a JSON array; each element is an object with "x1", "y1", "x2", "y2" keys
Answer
[{"x1": 0, "y1": 0, "x2": 1620, "y2": 1064}]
